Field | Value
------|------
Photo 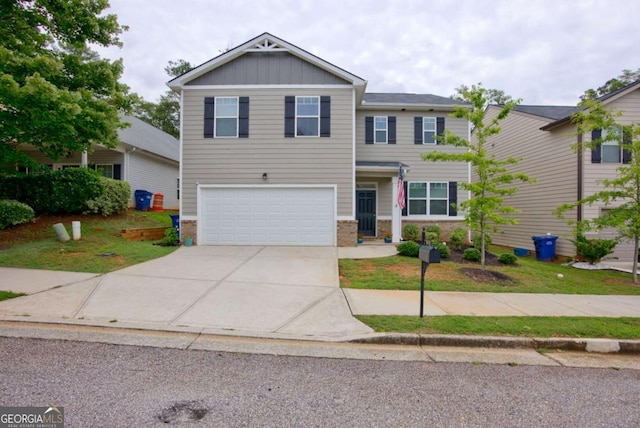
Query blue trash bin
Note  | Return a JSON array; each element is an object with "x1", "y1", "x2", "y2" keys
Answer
[
  {"x1": 532, "y1": 235, "x2": 558, "y2": 261},
  {"x1": 169, "y1": 214, "x2": 180, "y2": 237},
  {"x1": 134, "y1": 190, "x2": 153, "y2": 211}
]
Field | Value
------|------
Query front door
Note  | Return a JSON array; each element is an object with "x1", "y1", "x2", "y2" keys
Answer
[{"x1": 356, "y1": 190, "x2": 376, "y2": 236}]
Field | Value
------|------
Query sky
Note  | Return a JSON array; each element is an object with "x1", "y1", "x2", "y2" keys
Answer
[{"x1": 95, "y1": 0, "x2": 640, "y2": 106}]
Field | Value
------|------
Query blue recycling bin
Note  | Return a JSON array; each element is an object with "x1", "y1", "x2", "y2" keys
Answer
[
  {"x1": 532, "y1": 235, "x2": 558, "y2": 261},
  {"x1": 134, "y1": 190, "x2": 153, "y2": 211},
  {"x1": 169, "y1": 214, "x2": 180, "y2": 236}
]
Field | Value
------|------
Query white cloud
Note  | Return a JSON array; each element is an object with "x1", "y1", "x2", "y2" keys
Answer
[{"x1": 97, "y1": 0, "x2": 640, "y2": 106}]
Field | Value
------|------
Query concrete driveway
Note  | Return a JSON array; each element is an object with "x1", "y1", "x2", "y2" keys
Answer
[{"x1": 0, "y1": 246, "x2": 373, "y2": 339}]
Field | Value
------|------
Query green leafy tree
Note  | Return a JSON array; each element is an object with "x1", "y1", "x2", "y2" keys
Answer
[
  {"x1": 451, "y1": 84, "x2": 513, "y2": 105},
  {"x1": 555, "y1": 99, "x2": 640, "y2": 283},
  {"x1": 0, "y1": 0, "x2": 132, "y2": 170},
  {"x1": 580, "y1": 68, "x2": 640, "y2": 101},
  {"x1": 422, "y1": 84, "x2": 533, "y2": 268},
  {"x1": 132, "y1": 59, "x2": 192, "y2": 138}
]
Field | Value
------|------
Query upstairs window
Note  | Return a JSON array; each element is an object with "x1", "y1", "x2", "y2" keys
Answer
[
  {"x1": 592, "y1": 127, "x2": 631, "y2": 164},
  {"x1": 296, "y1": 96, "x2": 319, "y2": 136},
  {"x1": 423, "y1": 117, "x2": 437, "y2": 144},
  {"x1": 374, "y1": 116, "x2": 388, "y2": 143},
  {"x1": 215, "y1": 97, "x2": 238, "y2": 137}
]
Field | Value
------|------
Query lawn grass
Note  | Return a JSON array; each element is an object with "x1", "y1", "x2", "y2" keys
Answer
[
  {"x1": 0, "y1": 210, "x2": 179, "y2": 273},
  {"x1": 357, "y1": 315, "x2": 640, "y2": 339},
  {"x1": 0, "y1": 291, "x2": 26, "y2": 302},
  {"x1": 339, "y1": 247, "x2": 640, "y2": 295}
]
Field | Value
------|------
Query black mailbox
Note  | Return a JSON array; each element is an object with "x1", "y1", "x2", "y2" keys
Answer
[{"x1": 419, "y1": 245, "x2": 441, "y2": 264}]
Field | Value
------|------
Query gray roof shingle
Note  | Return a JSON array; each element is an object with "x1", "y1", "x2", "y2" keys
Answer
[
  {"x1": 118, "y1": 115, "x2": 179, "y2": 162},
  {"x1": 363, "y1": 93, "x2": 464, "y2": 106},
  {"x1": 513, "y1": 105, "x2": 578, "y2": 120}
]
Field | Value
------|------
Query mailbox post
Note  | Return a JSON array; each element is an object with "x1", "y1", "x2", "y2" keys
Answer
[{"x1": 418, "y1": 245, "x2": 441, "y2": 318}]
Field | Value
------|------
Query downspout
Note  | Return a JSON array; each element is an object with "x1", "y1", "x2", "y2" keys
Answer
[{"x1": 577, "y1": 134, "x2": 583, "y2": 223}]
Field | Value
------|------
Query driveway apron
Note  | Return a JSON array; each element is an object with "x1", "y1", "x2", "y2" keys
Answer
[{"x1": 0, "y1": 246, "x2": 372, "y2": 338}]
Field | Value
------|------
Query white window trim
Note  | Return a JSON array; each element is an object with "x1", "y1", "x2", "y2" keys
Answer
[
  {"x1": 214, "y1": 96, "x2": 239, "y2": 138},
  {"x1": 94, "y1": 163, "x2": 114, "y2": 179},
  {"x1": 423, "y1": 117, "x2": 437, "y2": 144},
  {"x1": 374, "y1": 116, "x2": 388, "y2": 144},
  {"x1": 601, "y1": 127, "x2": 623, "y2": 164},
  {"x1": 407, "y1": 181, "x2": 449, "y2": 216},
  {"x1": 295, "y1": 96, "x2": 320, "y2": 137}
]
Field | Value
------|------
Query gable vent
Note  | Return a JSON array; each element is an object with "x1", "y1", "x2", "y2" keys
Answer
[{"x1": 248, "y1": 39, "x2": 287, "y2": 52}]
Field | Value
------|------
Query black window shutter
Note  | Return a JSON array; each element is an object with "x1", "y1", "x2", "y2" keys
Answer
[
  {"x1": 320, "y1": 96, "x2": 331, "y2": 137},
  {"x1": 238, "y1": 97, "x2": 249, "y2": 138},
  {"x1": 448, "y1": 181, "x2": 457, "y2": 216},
  {"x1": 414, "y1": 117, "x2": 422, "y2": 144},
  {"x1": 113, "y1": 164, "x2": 121, "y2": 180},
  {"x1": 365, "y1": 116, "x2": 374, "y2": 144},
  {"x1": 622, "y1": 127, "x2": 632, "y2": 164},
  {"x1": 402, "y1": 181, "x2": 408, "y2": 216},
  {"x1": 284, "y1": 96, "x2": 295, "y2": 138},
  {"x1": 436, "y1": 117, "x2": 445, "y2": 144},
  {"x1": 204, "y1": 97, "x2": 215, "y2": 138},
  {"x1": 591, "y1": 129, "x2": 602, "y2": 163},
  {"x1": 388, "y1": 116, "x2": 396, "y2": 144}
]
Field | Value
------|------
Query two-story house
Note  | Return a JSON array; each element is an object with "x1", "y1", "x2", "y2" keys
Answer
[
  {"x1": 168, "y1": 33, "x2": 468, "y2": 246},
  {"x1": 481, "y1": 80, "x2": 640, "y2": 261}
]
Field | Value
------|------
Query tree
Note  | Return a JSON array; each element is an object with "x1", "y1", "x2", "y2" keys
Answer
[
  {"x1": 555, "y1": 99, "x2": 640, "y2": 283},
  {"x1": 0, "y1": 0, "x2": 132, "y2": 169},
  {"x1": 580, "y1": 68, "x2": 640, "y2": 101},
  {"x1": 422, "y1": 84, "x2": 533, "y2": 268},
  {"x1": 132, "y1": 59, "x2": 192, "y2": 138},
  {"x1": 451, "y1": 84, "x2": 513, "y2": 105}
]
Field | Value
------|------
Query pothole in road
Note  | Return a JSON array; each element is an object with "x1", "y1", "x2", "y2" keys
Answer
[{"x1": 157, "y1": 400, "x2": 209, "y2": 424}]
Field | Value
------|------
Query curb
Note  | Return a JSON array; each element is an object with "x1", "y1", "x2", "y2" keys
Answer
[{"x1": 349, "y1": 333, "x2": 640, "y2": 354}]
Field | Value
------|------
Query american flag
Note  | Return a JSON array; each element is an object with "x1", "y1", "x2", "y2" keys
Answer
[{"x1": 398, "y1": 167, "x2": 406, "y2": 210}]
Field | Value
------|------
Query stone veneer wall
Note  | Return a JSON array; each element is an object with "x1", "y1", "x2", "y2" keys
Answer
[
  {"x1": 337, "y1": 220, "x2": 358, "y2": 247},
  {"x1": 377, "y1": 220, "x2": 392, "y2": 239},
  {"x1": 180, "y1": 220, "x2": 197, "y2": 245},
  {"x1": 401, "y1": 220, "x2": 466, "y2": 243}
]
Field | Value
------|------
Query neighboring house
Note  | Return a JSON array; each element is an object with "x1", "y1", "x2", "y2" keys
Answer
[
  {"x1": 17, "y1": 115, "x2": 180, "y2": 210},
  {"x1": 482, "y1": 80, "x2": 640, "y2": 261},
  {"x1": 168, "y1": 33, "x2": 469, "y2": 246}
]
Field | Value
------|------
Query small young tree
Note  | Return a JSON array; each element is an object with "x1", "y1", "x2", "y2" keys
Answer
[
  {"x1": 555, "y1": 100, "x2": 640, "y2": 283},
  {"x1": 421, "y1": 84, "x2": 534, "y2": 268}
]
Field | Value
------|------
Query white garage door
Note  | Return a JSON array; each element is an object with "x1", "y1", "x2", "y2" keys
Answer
[{"x1": 200, "y1": 186, "x2": 335, "y2": 246}]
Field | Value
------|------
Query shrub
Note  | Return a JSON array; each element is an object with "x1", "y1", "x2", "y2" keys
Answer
[
  {"x1": 0, "y1": 168, "x2": 102, "y2": 214},
  {"x1": 498, "y1": 253, "x2": 518, "y2": 265},
  {"x1": 157, "y1": 227, "x2": 180, "y2": 247},
  {"x1": 463, "y1": 248, "x2": 482, "y2": 261},
  {"x1": 472, "y1": 232, "x2": 491, "y2": 250},
  {"x1": 0, "y1": 200, "x2": 35, "y2": 229},
  {"x1": 397, "y1": 241, "x2": 420, "y2": 257},
  {"x1": 572, "y1": 234, "x2": 617, "y2": 264},
  {"x1": 425, "y1": 231, "x2": 438, "y2": 244},
  {"x1": 449, "y1": 227, "x2": 466, "y2": 250},
  {"x1": 426, "y1": 225, "x2": 441, "y2": 242},
  {"x1": 434, "y1": 242, "x2": 450, "y2": 258},
  {"x1": 403, "y1": 224, "x2": 420, "y2": 242},
  {"x1": 85, "y1": 178, "x2": 131, "y2": 216}
]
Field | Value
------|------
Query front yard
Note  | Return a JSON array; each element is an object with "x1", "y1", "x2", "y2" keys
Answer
[
  {"x1": 0, "y1": 210, "x2": 179, "y2": 273},
  {"x1": 339, "y1": 247, "x2": 640, "y2": 295}
]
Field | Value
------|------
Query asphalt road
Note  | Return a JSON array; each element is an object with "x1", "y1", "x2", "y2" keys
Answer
[{"x1": 1, "y1": 337, "x2": 638, "y2": 427}]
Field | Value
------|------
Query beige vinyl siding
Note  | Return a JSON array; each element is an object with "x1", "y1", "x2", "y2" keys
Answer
[
  {"x1": 480, "y1": 108, "x2": 577, "y2": 256},
  {"x1": 355, "y1": 110, "x2": 469, "y2": 210},
  {"x1": 127, "y1": 152, "x2": 179, "y2": 210},
  {"x1": 181, "y1": 87, "x2": 354, "y2": 216}
]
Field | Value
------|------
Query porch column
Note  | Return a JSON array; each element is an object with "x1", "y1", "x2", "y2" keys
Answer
[
  {"x1": 81, "y1": 151, "x2": 88, "y2": 168},
  {"x1": 391, "y1": 176, "x2": 402, "y2": 242}
]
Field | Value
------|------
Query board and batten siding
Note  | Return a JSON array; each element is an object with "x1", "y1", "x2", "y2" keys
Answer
[
  {"x1": 480, "y1": 107, "x2": 577, "y2": 256},
  {"x1": 186, "y1": 52, "x2": 351, "y2": 86},
  {"x1": 181, "y1": 87, "x2": 354, "y2": 217},
  {"x1": 355, "y1": 110, "x2": 469, "y2": 208}
]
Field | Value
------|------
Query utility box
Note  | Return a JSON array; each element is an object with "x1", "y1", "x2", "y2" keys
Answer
[{"x1": 419, "y1": 245, "x2": 441, "y2": 264}]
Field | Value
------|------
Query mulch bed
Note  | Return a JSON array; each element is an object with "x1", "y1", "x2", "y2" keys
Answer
[{"x1": 447, "y1": 248, "x2": 517, "y2": 283}]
